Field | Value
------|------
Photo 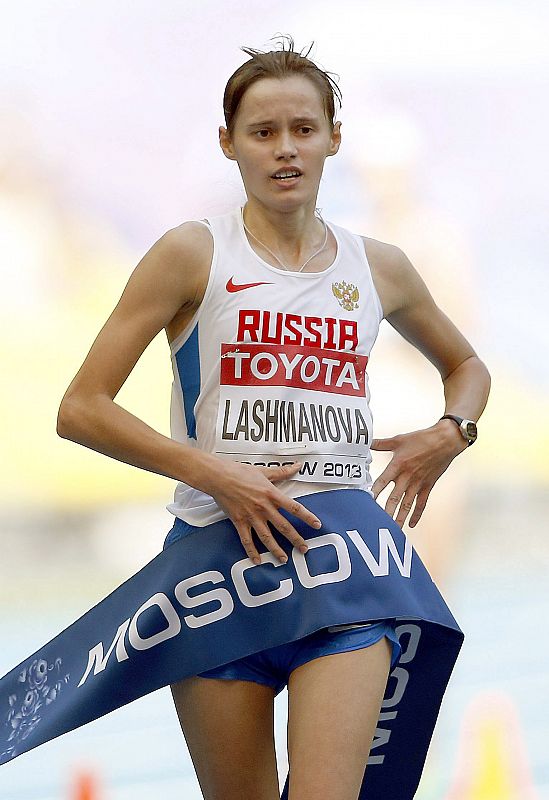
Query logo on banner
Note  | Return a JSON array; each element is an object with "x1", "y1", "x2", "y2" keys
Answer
[
  {"x1": 332, "y1": 281, "x2": 359, "y2": 311},
  {"x1": 1, "y1": 657, "x2": 70, "y2": 761}
]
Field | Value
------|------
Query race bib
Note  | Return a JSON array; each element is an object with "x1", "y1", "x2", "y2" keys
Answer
[
  {"x1": 215, "y1": 451, "x2": 369, "y2": 484},
  {"x1": 215, "y1": 342, "x2": 372, "y2": 482}
]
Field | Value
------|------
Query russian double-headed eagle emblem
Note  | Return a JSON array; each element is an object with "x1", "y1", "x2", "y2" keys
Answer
[{"x1": 332, "y1": 280, "x2": 359, "y2": 311}]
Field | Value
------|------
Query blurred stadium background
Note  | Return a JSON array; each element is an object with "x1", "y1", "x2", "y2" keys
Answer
[{"x1": 1, "y1": 1, "x2": 548, "y2": 798}]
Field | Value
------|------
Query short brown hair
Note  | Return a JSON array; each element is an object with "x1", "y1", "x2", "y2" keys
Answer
[{"x1": 223, "y1": 35, "x2": 342, "y2": 136}]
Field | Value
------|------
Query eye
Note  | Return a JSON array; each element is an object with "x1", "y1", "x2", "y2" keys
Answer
[
  {"x1": 255, "y1": 129, "x2": 271, "y2": 139},
  {"x1": 299, "y1": 126, "x2": 313, "y2": 135}
]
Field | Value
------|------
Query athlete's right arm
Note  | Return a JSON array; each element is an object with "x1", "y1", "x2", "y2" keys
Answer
[{"x1": 57, "y1": 222, "x2": 317, "y2": 563}]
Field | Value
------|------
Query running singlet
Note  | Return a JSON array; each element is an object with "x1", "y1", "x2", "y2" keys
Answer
[{"x1": 167, "y1": 207, "x2": 384, "y2": 526}]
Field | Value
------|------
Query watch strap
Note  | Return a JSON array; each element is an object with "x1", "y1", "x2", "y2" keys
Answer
[{"x1": 439, "y1": 414, "x2": 475, "y2": 446}]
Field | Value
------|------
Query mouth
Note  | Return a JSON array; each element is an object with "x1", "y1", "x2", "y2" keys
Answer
[{"x1": 270, "y1": 168, "x2": 303, "y2": 182}]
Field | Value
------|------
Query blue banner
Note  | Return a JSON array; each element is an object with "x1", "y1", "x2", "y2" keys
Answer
[{"x1": 0, "y1": 489, "x2": 463, "y2": 798}]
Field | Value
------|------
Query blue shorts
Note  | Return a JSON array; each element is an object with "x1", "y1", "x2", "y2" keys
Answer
[{"x1": 164, "y1": 517, "x2": 402, "y2": 697}]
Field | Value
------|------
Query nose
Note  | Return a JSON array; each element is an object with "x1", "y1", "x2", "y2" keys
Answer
[{"x1": 274, "y1": 130, "x2": 297, "y2": 160}]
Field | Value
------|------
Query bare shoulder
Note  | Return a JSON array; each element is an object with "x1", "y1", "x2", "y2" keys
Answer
[
  {"x1": 360, "y1": 235, "x2": 404, "y2": 275},
  {"x1": 104, "y1": 219, "x2": 214, "y2": 343},
  {"x1": 168, "y1": 218, "x2": 213, "y2": 247},
  {"x1": 160, "y1": 220, "x2": 213, "y2": 290},
  {"x1": 144, "y1": 219, "x2": 211, "y2": 299},
  {"x1": 359, "y1": 235, "x2": 477, "y2": 373},
  {"x1": 359, "y1": 235, "x2": 428, "y2": 318},
  {"x1": 153, "y1": 221, "x2": 214, "y2": 342}
]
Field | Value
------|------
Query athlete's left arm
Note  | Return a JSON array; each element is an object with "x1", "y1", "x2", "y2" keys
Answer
[{"x1": 365, "y1": 240, "x2": 491, "y2": 528}]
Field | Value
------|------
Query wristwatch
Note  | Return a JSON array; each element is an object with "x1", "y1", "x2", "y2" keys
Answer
[{"x1": 439, "y1": 414, "x2": 477, "y2": 446}]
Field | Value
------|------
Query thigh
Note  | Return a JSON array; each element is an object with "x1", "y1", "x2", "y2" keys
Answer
[
  {"x1": 170, "y1": 675, "x2": 280, "y2": 800},
  {"x1": 286, "y1": 635, "x2": 392, "y2": 800}
]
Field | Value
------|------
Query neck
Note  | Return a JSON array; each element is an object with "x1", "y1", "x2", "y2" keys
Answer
[{"x1": 242, "y1": 199, "x2": 325, "y2": 264}]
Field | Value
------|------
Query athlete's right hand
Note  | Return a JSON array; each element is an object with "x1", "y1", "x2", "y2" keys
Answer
[{"x1": 199, "y1": 460, "x2": 322, "y2": 565}]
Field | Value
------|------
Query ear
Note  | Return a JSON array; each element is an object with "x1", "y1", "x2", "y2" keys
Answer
[
  {"x1": 219, "y1": 126, "x2": 238, "y2": 161},
  {"x1": 327, "y1": 120, "x2": 342, "y2": 157}
]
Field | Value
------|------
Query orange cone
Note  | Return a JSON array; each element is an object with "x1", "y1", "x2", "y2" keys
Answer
[{"x1": 71, "y1": 769, "x2": 100, "y2": 800}]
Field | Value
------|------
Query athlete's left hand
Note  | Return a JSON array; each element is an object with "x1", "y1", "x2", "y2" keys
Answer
[{"x1": 371, "y1": 421, "x2": 468, "y2": 528}]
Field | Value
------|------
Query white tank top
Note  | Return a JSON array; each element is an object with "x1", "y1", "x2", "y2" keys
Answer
[{"x1": 166, "y1": 207, "x2": 383, "y2": 526}]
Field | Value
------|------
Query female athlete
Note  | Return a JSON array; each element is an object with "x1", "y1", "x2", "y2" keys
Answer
[{"x1": 56, "y1": 37, "x2": 490, "y2": 800}]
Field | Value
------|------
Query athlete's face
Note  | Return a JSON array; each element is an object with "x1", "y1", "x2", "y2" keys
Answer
[{"x1": 219, "y1": 75, "x2": 341, "y2": 212}]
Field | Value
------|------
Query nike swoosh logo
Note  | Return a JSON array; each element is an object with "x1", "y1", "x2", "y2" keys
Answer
[{"x1": 226, "y1": 277, "x2": 274, "y2": 293}]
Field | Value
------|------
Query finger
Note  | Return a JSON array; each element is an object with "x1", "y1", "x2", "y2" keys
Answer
[
  {"x1": 395, "y1": 489, "x2": 417, "y2": 529},
  {"x1": 234, "y1": 523, "x2": 262, "y2": 565},
  {"x1": 372, "y1": 469, "x2": 394, "y2": 499},
  {"x1": 384, "y1": 482, "x2": 406, "y2": 519},
  {"x1": 250, "y1": 518, "x2": 289, "y2": 564},
  {"x1": 268, "y1": 509, "x2": 310, "y2": 554},
  {"x1": 262, "y1": 462, "x2": 302, "y2": 482},
  {"x1": 409, "y1": 488, "x2": 431, "y2": 528},
  {"x1": 371, "y1": 438, "x2": 395, "y2": 451},
  {"x1": 278, "y1": 495, "x2": 322, "y2": 531}
]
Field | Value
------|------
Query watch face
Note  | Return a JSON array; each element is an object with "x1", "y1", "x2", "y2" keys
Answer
[{"x1": 465, "y1": 421, "x2": 477, "y2": 440}]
